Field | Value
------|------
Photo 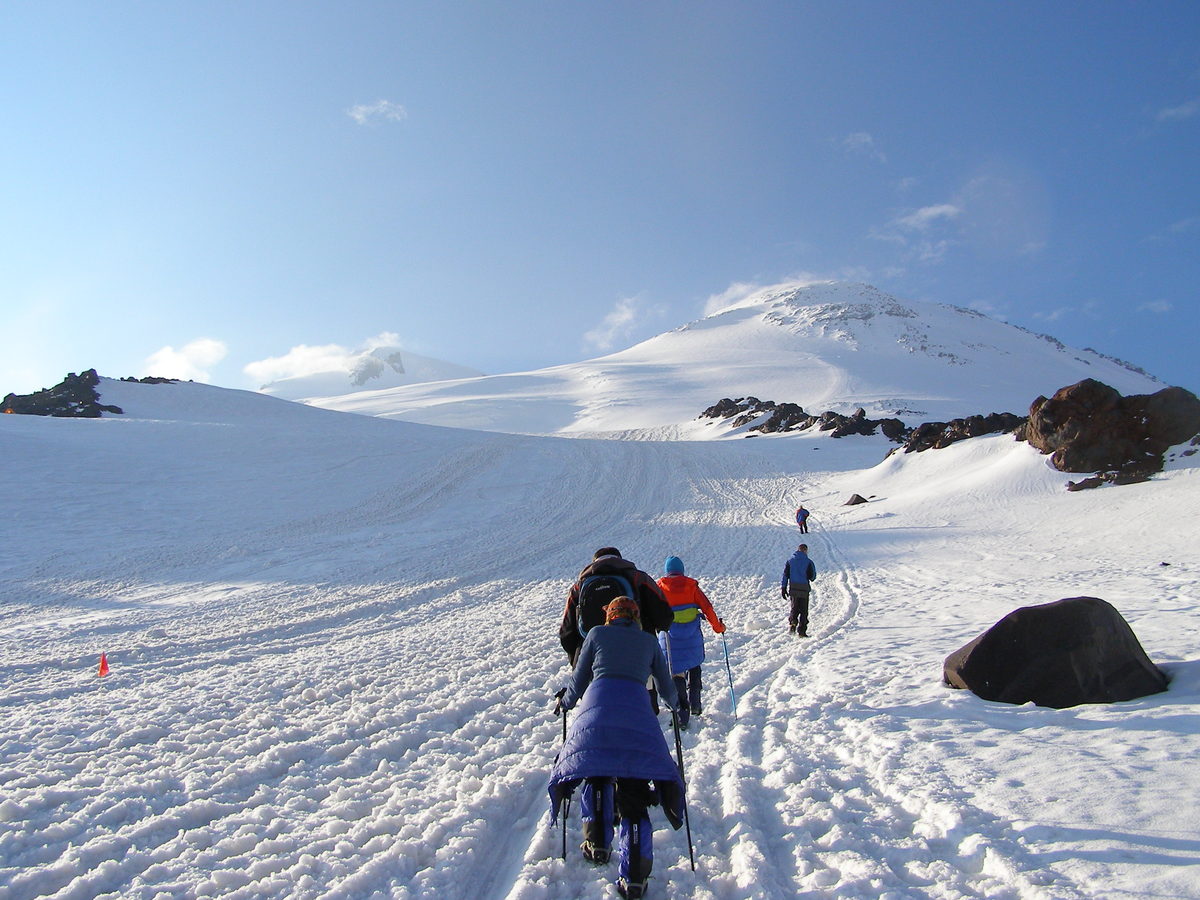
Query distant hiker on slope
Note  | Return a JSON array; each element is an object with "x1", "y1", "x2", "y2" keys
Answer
[
  {"x1": 656, "y1": 556, "x2": 725, "y2": 730},
  {"x1": 560, "y1": 547, "x2": 673, "y2": 665},
  {"x1": 781, "y1": 543, "x2": 817, "y2": 637},
  {"x1": 795, "y1": 504, "x2": 810, "y2": 534},
  {"x1": 549, "y1": 597, "x2": 685, "y2": 900}
]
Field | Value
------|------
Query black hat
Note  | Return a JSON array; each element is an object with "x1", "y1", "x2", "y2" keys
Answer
[{"x1": 594, "y1": 547, "x2": 621, "y2": 560}]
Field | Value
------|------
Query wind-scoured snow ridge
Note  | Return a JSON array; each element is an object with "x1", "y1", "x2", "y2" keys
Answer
[
  {"x1": 2, "y1": 378, "x2": 1198, "y2": 899},
  {"x1": 306, "y1": 281, "x2": 1163, "y2": 438}
]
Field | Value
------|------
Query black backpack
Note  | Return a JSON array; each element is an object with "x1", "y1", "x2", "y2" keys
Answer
[{"x1": 576, "y1": 573, "x2": 635, "y2": 637}]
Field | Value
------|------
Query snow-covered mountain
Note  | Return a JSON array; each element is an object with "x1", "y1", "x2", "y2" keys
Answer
[
  {"x1": 2, "y1": 376, "x2": 1198, "y2": 899},
  {"x1": 257, "y1": 345, "x2": 483, "y2": 402},
  {"x1": 307, "y1": 282, "x2": 1162, "y2": 436}
]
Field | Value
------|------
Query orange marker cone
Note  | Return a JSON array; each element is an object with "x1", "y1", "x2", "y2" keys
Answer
[{"x1": 98, "y1": 653, "x2": 110, "y2": 677}]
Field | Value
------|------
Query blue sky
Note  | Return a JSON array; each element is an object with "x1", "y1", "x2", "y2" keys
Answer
[{"x1": 3, "y1": 1, "x2": 1198, "y2": 397}]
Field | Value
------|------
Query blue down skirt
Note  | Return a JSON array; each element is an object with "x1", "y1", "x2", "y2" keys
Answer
[
  {"x1": 548, "y1": 677, "x2": 684, "y2": 827},
  {"x1": 659, "y1": 619, "x2": 705, "y2": 675}
]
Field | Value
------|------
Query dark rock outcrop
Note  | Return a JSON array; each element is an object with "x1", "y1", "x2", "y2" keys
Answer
[
  {"x1": 1019, "y1": 380, "x2": 1200, "y2": 484},
  {"x1": 699, "y1": 397, "x2": 907, "y2": 441},
  {"x1": 943, "y1": 596, "x2": 1168, "y2": 709},
  {"x1": 121, "y1": 375, "x2": 180, "y2": 386},
  {"x1": 2, "y1": 369, "x2": 123, "y2": 417},
  {"x1": 896, "y1": 412, "x2": 1025, "y2": 454},
  {"x1": 844, "y1": 494, "x2": 869, "y2": 506}
]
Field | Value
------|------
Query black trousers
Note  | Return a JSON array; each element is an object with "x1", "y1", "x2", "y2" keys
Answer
[{"x1": 788, "y1": 583, "x2": 811, "y2": 632}]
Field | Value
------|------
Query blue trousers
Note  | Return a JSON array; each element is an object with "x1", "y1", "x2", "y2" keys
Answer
[{"x1": 581, "y1": 777, "x2": 654, "y2": 883}]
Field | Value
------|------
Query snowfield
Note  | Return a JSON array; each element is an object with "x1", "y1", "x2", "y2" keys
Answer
[{"x1": 2, "y1": 378, "x2": 1198, "y2": 900}]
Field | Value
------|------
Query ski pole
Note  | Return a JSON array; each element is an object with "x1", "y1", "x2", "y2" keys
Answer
[
  {"x1": 561, "y1": 794, "x2": 570, "y2": 861},
  {"x1": 721, "y1": 634, "x2": 737, "y2": 719},
  {"x1": 670, "y1": 710, "x2": 696, "y2": 871},
  {"x1": 555, "y1": 689, "x2": 569, "y2": 860}
]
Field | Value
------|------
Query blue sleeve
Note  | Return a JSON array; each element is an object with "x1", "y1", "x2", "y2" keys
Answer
[
  {"x1": 807, "y1": 561, "x2": 816, "y2": 581},
  {"x1": 562, "y1": 633, "x2": 596, "y2": 709},
  {"x1": 781, "y1": 562, "x2": 790, "y2": 587},
  {"x1": 650, "y1": 643, "x2": 679, "y2": 711}
]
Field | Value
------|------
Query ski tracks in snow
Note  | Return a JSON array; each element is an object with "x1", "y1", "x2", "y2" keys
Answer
[
  {"x1": 1, "y1": 430, "x2": 1093, "y2": 900},
  {"x1": 582, "y1": 455, "x2": 1089, "y2": 900}
]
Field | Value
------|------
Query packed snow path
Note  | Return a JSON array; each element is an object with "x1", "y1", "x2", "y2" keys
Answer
[{"x1": 2, "y1": 382, "x2": 1197, "y2": 899}]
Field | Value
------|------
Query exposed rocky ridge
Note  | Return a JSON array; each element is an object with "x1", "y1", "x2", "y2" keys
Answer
[
  {"x1": 2, "y1": 370, "x2": 125, "y2": 417},
  {"x1": 699, "y1": 397, "x2": 1021, "y2": 451},
  {"x1": 894, "y1": 413, "x2": 1026, "y2": 455},
  {"x1": 700, "y1": 397, "x2": 909, "y2": 440},
  {"x1": 2, "y1": 371, "x2": 181, "y2": 418}
]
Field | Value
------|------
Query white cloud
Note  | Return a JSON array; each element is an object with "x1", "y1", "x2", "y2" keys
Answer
[
  {"x1": 347, "y1": 100, "x2": 408, "y2": 126},
  {"x1": 1032, "y1": 307, "x2": 1071, "y2": 323},
  {"x1": 1032, "y1": 299, "x2": 1101, "y2": 324},
  {"x1": 1137, "y1": 300, "x2": 1173, "y2": 314},
  {"x1": 841, "y1": 132, "x2": 887, "y2": 163},
  {"x1": 143, "y1": 338, "x2": 227, "y2": 383},
  {"x1": 243, "y1": 332, "x2": 404, "y2": 385},
  {"x1": 703, "y1": 281, "x2": 764, "y2": 316},
  {"x1": 243, "y1": 343, "x2": 355, "y2": 385},
  {"x1": 897, "y1": 204, "x2": 962, "y2": 231},
  {"x1": 1156, "y1": 98, "x2": 1200, "y2": 122},
  {"x1": 583, "y1": 297, "x2": 643, "y2": 352},
  {"x1": 583, "y1": 296, "x2": 668, "y2": 353}
]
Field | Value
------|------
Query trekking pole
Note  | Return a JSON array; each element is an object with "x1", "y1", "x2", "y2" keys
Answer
[
  {"x1": 721, "y1": 635, "x2": 738, "y2": 719},
  {"x1": 561, "y1": 793, "x2": 570, "y2": 861},
  {"x1": 670, "y1": 710, "x2": 696, "y2": 871},
  {"x1": 555, "y1": 690, "x2": 569, "y2": 861}
]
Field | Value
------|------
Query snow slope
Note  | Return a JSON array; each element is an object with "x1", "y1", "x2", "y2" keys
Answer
[
  {"x1": 258, "y1": 346, "x2": 483, "y2": 403},
  {"x1": 2, "y1": 377, "x2": 1198, "y2": 900},
  {"x1": 306, "y1": 283, "x2": 1164, "y2": 437}
]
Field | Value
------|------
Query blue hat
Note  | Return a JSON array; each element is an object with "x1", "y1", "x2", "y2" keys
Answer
[{"x1": 664, "y1": 556, "x2": 685, "y2": 575}]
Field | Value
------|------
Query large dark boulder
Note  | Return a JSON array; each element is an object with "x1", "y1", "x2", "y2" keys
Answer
[
  {"x1": 943, "y1": 597, "x2": 1168, "y2": 709},
  {"x1": 1020, "y1": 379, "x2": 1200, "y2": 481}
]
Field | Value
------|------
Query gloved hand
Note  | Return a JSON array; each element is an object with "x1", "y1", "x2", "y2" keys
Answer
[
  {"x1": 553, "y1": 687, "x2": 567, "y2": 717},
  {"x1": 714, "y1": 618, "x2": 726, "y2": 634},
  {"x1": 781, "y1": 586, "x2": 789, "y2": 599}
]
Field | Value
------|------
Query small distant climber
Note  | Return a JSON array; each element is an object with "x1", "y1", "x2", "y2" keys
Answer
[
  {"x1": 781, "y1": 543, "x2": 817, "y2": 637},
  {"x1": 794, "y1": 505, "x2": 810, "y2": 534},
  {"x1": 656, "y1": 556, "x2": 725, "y2": 730}
]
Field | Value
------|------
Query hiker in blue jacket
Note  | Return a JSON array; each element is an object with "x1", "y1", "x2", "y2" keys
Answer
[
  {"x1": 781, "y1": 543, "x2": 817, "y2": 637},
  {"x1": 549, "y1": 597, "x2": 685, "y2": 900}
]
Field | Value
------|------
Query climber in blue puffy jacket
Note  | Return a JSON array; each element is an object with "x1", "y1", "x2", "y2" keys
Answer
[{"x1": 549, "y1": 597, "x2": 684, "y2": 900}]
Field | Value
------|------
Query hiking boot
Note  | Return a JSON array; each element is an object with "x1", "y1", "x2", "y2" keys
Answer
[
  {"x1": 797, "y1": 629, "x2": 808, "y2": 637},
  {"x1": 788, "y1": 624, "x2": 796, "y2": 634},
  {"x1": 690, "y1": 703, "x2": 702, "y2": 716},
  {"x1": 580, "y1": 841, "x2": 610, "y2": 864},
  {"x1": 617, "y1": 877, "x2": 647, "y2": 899}
]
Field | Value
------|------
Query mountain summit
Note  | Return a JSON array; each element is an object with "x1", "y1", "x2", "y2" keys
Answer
[{"x1": 310, "y1": 282, "x2": 1162, "y2": 437}]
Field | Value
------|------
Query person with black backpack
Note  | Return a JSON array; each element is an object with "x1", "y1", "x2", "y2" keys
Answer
[{"x1": 559, "y1": 547, "x2": 674, "y2": 665}]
